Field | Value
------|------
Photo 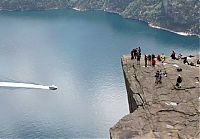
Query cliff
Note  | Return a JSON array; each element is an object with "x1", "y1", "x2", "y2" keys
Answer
[
  {"x1": 110, "y1": 55, "x2": 200, "y2": 139},
  {"x1": 0, "y1": 0, "x2": 199, "y2": 36}
]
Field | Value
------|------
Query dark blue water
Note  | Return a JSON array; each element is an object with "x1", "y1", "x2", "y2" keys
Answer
[{"x1": 0, "y1": 9, "x2": 199, "y2": 138}]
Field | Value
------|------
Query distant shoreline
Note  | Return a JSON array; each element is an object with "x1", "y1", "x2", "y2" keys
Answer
[
  {"x1": 1, "y1": 7, "x2": 199, "y2": 38},
  {"x1": 72, "y1": 7, "x2": 200, "y2": 38}
]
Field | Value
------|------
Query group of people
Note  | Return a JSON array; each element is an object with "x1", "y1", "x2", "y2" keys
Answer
[
  {"x1": 130, "y1": 47, "x2": 167, "y2": 68},
  {"x1": 131, "y1": 47, "x2": 141, "y2": 65},
  {"x1": 170, "y1": 50, "x2": 182, "y2": 60},
  {"x1": 144, "y1": 54, "x2": 155, "y2": 67},
  {"x1": 130, "y1": 48, "x2": 184, "y2": 88},
  {"x1": 144, "y1": 53, "x2": 166, "y2": 67},
  {"x1": 154, "y1": 70, "x2": 182, "y2": 88},
  {"x1": 183, "y1": 57, "x2": 199, "y2": 66},
  {"x1": 170, "y1": 50, "x2": 200, "y2": 66},
  {"x1": 131, "y1": 47, "x2": 169, "y2": 68},
  {"x1": 142, "y1": 53, "x2": 166, "y2": 68},
  {"x1": 155, "y1": 70, "x2": 182, "y2": 88}
]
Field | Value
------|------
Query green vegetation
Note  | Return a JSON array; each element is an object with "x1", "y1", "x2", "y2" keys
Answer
[{"x1": 0, "y1": 0, "x2": 199, "y2": 35}]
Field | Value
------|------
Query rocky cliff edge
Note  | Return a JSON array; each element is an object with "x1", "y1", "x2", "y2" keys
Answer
[{"x1": 110, "y1": 55, "x2": 200, "y2": 139}]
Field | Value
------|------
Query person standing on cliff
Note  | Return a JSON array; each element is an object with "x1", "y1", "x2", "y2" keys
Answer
[
  {"x1": 171, "y1": 50, "x2": 176, "y2": 60},
  {"x1": 131, "y1": 49, "x2": 134, "y2": 59},
  {"x1": 157, "y1": 54, "x2": 161, "y2": 61},
  {"x1": 134, "y1": 48, "x2": 138, "y2": 59},
  {"x1": 152, "y1": 58, "x2": 156, "y2": 67},
  {"x1": 152, "y1": 54, "x2": 156, "y2": 67},
  {"x1": 138, "y1": 47, "x2": 141, "y2": 55},
  {"x1": 148, "y1": 54, "x2": 152, "y2": 66},
  {"x1": 145, "y1": 55, "x2": 148, "y2": 67},
  {"x1": 137, "y1": 52, "x2": 141, "y2": 65},
  {"x1": 160, "y1": 53, "x2": 165, "y2": 63}
]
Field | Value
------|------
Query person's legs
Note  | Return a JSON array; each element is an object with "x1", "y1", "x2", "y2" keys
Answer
[
  {"x1": 134, "y1": 53, "x2": 137, "y2": 59},
  {"x1": 155, "y1": 77, "x2": 159, "y2": 84},
  {"x1": 158, "y1": 78, "x2": 161, "y2": 84},
  {"x1": 131, "y1": 51, "x2": 133, "y2": 59}
]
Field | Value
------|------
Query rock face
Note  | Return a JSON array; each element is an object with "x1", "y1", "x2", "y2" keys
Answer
[
  {"x1": 0, "y1": 0, "x2": 199, "y2": 36},
  {"x1": 110, "y1": 55, "x2": 200, "y2": 139}
]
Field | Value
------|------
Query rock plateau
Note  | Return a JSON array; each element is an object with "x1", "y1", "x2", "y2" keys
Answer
[{"x1": 110, "y1": 55, "x2": 200, "y2": 139}]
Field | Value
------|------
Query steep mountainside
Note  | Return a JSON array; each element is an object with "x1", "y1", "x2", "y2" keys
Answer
[{"x1": 0, "y1": 0, "x2": 199, "y2": 35}]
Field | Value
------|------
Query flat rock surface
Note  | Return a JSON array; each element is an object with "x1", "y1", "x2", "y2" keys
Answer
[{"x1": 110, "y1": 55, "x2": 200, "y2": 139}]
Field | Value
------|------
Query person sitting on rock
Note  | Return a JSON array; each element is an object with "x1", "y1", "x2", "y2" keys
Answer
[
  {"x1": 189, "y1": 62, "x2": 195, "y2": 66},
  {"x1": 176, "y1": 75, "x2": 182, "y2": 88},
  {"x1": 197, "y1": 59, "x2": 200, "y2": 64},
  {"x1": 183, "y1": 57, "x2": 189, "y2": 65},
  {"x1": 178, "y1": 53, "x2": 182, "y2": 60}
]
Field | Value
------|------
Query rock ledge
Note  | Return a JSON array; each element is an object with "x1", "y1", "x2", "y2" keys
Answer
[{"x1": 110, "y1": 55, "x2": 200, "y2": 139}]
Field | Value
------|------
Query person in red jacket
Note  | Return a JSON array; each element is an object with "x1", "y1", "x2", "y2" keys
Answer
[
  {"x1": 157, "y1": 54, "x2": 161, "y2": 61},
  {"x1": 171, "y1": 50, "x2": 176, "y2": 60}
]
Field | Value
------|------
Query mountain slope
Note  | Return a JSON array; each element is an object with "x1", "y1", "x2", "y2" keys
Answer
[{"x1": 0, "y1": 0, "x2": 199, "y2": 35}]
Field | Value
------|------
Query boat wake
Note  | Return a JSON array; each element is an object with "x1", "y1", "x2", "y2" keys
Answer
[{"x1": 0, "y1": 82, "x2": 57, "y2": 90}]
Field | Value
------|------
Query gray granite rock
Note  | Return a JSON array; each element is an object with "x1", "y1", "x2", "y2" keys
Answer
[{"x1": 110, "y1": 54, "x2": 200, "y2": 139}]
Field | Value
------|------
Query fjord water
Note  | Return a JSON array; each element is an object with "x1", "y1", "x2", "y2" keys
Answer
[{"x1": 0, "y1": 9, "x2": 199, "y2": 138}]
